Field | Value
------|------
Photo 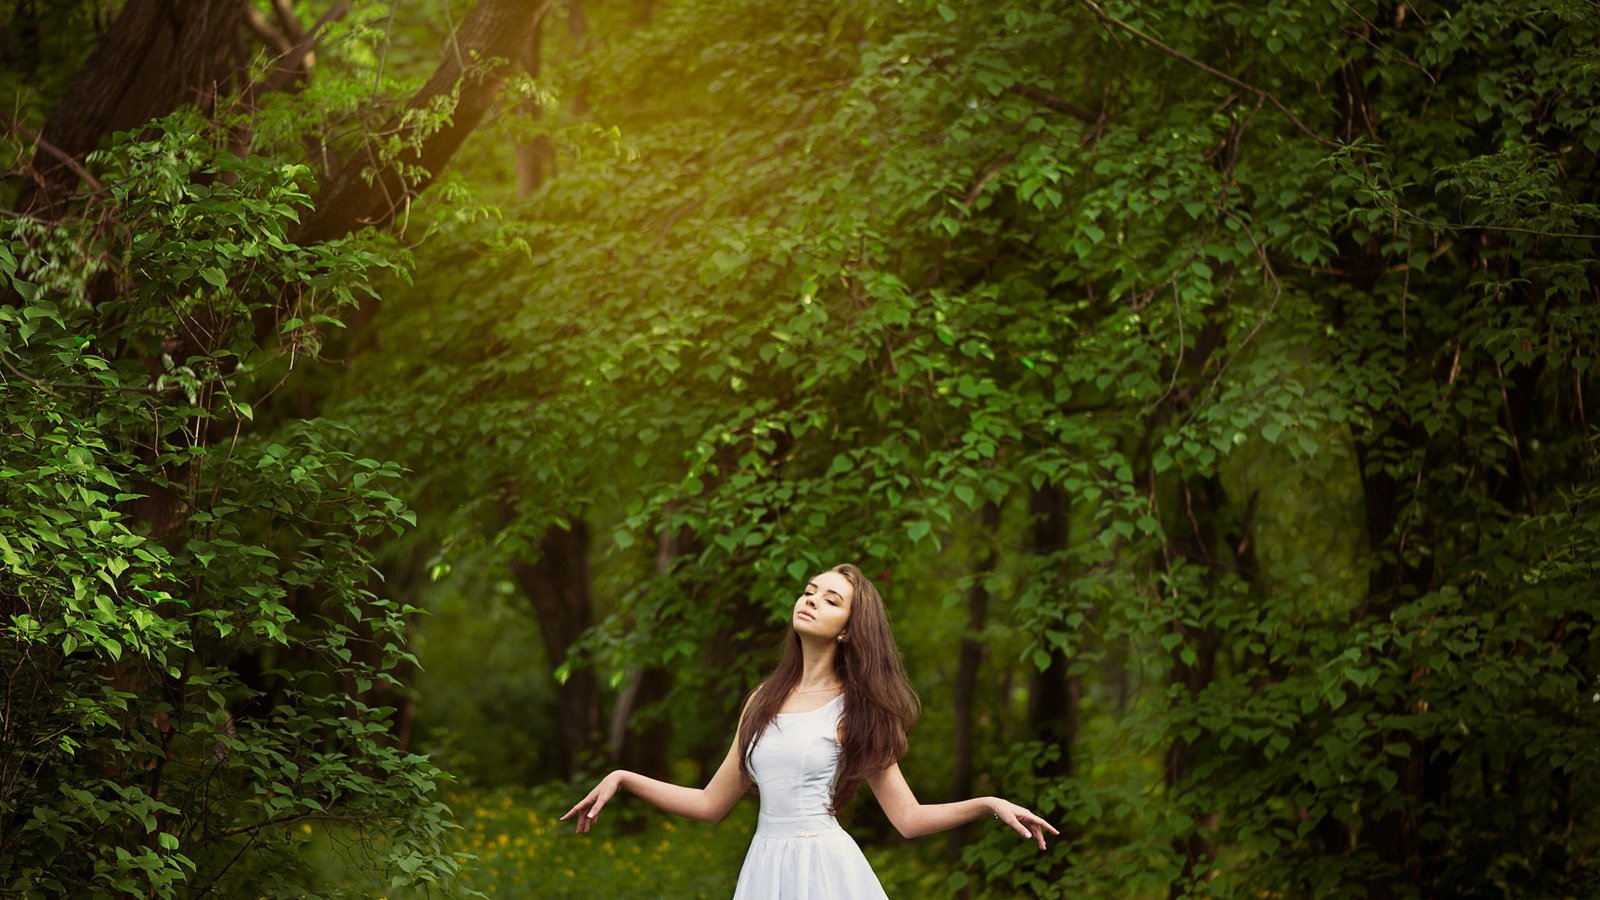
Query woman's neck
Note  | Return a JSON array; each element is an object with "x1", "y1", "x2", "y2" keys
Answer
[{"x1": 796, "y1": 640, "x2": 840, "y2": 690}]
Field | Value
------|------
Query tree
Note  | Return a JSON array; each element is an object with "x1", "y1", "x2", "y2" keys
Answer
[
  {"x1": 1, "y1": 0, "x2": 549, "y2": 893},
  {"x1": 335, "y1": 1, "x2": 1600, "y2": 897}
]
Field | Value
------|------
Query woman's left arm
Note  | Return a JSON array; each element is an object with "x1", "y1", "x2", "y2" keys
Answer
[{"x1": 866, "y1": 762, "x2": 1059, "y2": 849}]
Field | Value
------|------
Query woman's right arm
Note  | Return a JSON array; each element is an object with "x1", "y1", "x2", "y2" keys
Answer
[{"x1": 561, "y1": 685, "x2": 760, "y2": 832}]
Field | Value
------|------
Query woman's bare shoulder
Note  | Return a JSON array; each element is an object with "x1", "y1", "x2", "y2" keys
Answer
[{"x1": 739, "y1": 681, "x2": 767, "y2": 721}]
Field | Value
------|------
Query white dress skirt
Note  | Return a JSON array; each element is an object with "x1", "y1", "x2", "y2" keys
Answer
[{"x1": 732, "y1": 693, "x2": 889, "y2": 899}]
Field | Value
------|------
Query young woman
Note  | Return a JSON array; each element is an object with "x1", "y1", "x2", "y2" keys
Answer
[{"x1": 561, "y1": 563, "x2": 1059, "y2": 898}]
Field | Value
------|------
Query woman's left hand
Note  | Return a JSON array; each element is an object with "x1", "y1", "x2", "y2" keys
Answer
[{"x1": 989, "y1": 797, "x2": 1059, "y2": 850}]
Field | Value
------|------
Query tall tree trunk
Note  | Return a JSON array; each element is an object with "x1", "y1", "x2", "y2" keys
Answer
[
  {"x1": 508, "y1": 519, "x2": 603, "y2": 778},
  {"x1": 1027, "y1": 485, "x2": 1078, "y2": 786},
  {"x1": 607, "y1": 519, "x2": 679, "y2": 781},
  {"x1": 949, "y1": 501, "x2": 1001, "y2": 859},
  {"x1": 513, "y1": 8, "x2": 555, "y2": 196},
  {"x1": 1327, "y1": 220, "x2": 1434, "y2": 896},
  {"x1": 696, "y1": 585, "x2": 770, "y2": 782},
  {"x1": 1148, "y1": 303, "x2": 1233, "y2": 894},
  {"x1": 566, "y1": 0, "x2": 591, "y2": 118},
  {"x1": 1163, "y1": 473, "x2": 1223, "y2": 896}
]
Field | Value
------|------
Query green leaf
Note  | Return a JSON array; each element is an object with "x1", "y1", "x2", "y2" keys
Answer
[{"x1": 710, "y1": 249, "x2": 746, "y2": 272}]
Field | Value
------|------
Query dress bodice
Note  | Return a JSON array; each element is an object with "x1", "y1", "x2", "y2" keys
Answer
[{"x1": 747, "y1": 693, "x2": 845, "y2": 818}]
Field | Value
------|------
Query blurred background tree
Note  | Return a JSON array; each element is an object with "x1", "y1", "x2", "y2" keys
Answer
[{"x1": 2, "y1": 0, "x2": 1598, "y2": 897}]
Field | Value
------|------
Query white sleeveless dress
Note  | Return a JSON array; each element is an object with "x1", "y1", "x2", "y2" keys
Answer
[{"x1": 732, "y1": 693, "x2": 889, "y2": 899}]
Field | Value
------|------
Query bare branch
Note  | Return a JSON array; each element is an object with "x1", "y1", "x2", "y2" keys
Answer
[
  {"x1": 1009, "y1": 84, "x2": 1098, "y2": 124},
  {"x1": 1, "y1": 113, "x2": 105, "y2": 194},
  {"x1": 269, "y1": 0, "x2": 307, "y2": 43},
  {"x1": 958, "y1": 152, "x2": 1017, "y2": 220},
  {"x1": 243, "y1": 7, "x2": 293, "y2": 56},
  {"x1": 1076, "y1": 0, "x2": 1342, "y2": 150},
  {"x1": 248, "y1": 0, "x2": 352, "y2": 97}
]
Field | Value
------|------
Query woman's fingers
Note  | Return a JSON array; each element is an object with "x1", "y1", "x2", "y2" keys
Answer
[
  {"x1": 998, "y1": 802, "x2": 1058, "y2": 850},
  {"x1": 998, "y1": 804, "x2": 1027, "y2": 837},
  {"x1": 562, "y1": 790, "x2": 602, "y2": 831}
]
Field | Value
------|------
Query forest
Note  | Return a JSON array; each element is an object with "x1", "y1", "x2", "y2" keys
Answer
[{"x1": 1, "y1": 0, "x2": 1598, "y2": 897}]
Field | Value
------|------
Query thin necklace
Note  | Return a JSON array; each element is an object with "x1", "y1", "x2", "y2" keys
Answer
[{"x1": 794, "y1": 685, "x2": 842, "y2": 695}]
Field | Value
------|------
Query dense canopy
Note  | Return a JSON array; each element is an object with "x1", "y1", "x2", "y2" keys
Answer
[{"x1": 1, "y1": 0, "x2": 1597, "y2": 896}]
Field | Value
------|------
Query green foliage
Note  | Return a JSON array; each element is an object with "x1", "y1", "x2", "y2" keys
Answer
[
  {"x1": 9, "y1": 0, "x2": 1600, "y2": 896},
  {"x1": 343, "y1": 0, "x2": 1600, "y2": 895},
  {"x1": 0, "y1": 116, "x2": 455, "y2": 896}
]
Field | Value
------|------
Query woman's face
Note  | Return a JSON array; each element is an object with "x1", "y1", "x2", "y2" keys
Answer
[{"x1": 792, "y1": 570, "x2": 854, "y2": 641}]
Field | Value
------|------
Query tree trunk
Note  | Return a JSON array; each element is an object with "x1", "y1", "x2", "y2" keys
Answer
[
  {"x1": 1164, "y1": 473, "x2": 1224, "y2": 894},
  {"x1": 508, "y1": 519, "x2": 603, "y2": 778},
  {"x1": 607, "y1": 519, "x2": 680, "y2": 781},
  {"x1": 14, "y1": 0, "x2": 249, "y2": 220},
  {"x1": 513, "y1": 8, "x2": 555, "y2": 197},
  {"x1": 950, "y1": 501, "x2": 1001, "y2": 860},
  {"x1": 696, "y1": 583, "x2": 772, "y2": 784},
  {"x1": 291, "y1": 0, "x2": 549, "y2": 245},
  {"x1": 1149, "y1": 305, "x2": 1233, "y2": 895},
  {"x1": 1327, "y1": 223, "x2": 1435, "y2": 896},
  {"x1": 1027, "y1": 485, "x2": 1078, "y2": 785}
]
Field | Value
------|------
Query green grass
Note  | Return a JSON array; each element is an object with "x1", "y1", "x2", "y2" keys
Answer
[{"x1": 308, "y1": 783, "x2": 955, "y2": 898}]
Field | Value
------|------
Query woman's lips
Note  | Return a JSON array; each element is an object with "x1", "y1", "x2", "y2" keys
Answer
[{"x1": 796, "y1": 610, "x2": 815, "y2": 621}]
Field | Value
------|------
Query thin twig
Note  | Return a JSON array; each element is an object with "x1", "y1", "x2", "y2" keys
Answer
[
  {"x1": 1, "y1": 114, "x2": 105, "y2": 193},
  {"x1": 958, "y1": 152, "x2": 1017, "y2": 220},
  {"x1": 1009, "y1": 84, "x2": 1099, "y2": 124},
  {"x1": 1076, "y1": 0, "x2": 1342, "y2": 150}
]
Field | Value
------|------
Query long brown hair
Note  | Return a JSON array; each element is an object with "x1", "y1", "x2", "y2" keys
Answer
[{"x1": 736, "y1": 564, "x2": 920, "y2": 816}]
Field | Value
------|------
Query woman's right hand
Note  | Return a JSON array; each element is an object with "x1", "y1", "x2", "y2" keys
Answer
[{"x1": 560, "y1": 770, "x2": 623, "y2": 833}]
